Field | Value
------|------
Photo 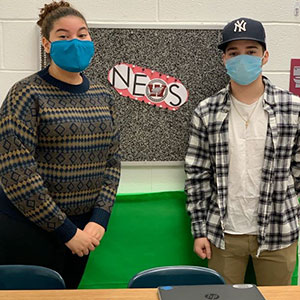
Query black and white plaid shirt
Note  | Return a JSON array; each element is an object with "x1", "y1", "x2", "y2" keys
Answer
[{"x1": 185, "y1": 77, "x2": 300, "y2": 254}]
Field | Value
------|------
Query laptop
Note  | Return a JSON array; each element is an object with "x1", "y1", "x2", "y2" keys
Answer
[{"x1": 158, "y1": 284, "x2": 266, "y2": 300}]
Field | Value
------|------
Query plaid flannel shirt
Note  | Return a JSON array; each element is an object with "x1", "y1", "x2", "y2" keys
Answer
[{"x1": 185, "y1": 77, "x2": 300, "y2": 254}]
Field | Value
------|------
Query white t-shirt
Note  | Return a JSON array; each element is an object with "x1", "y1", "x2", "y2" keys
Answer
[{"x1": 224, "y1": 94, "x2": 268, "y2": 235}]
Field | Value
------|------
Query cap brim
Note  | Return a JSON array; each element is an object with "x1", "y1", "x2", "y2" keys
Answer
[{"x1": 218, "y1": 37, "x2": 266, "y2": 50}]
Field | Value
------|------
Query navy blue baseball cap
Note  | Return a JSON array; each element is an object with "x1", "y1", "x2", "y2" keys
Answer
[{"x1": 218, "y1": 17, "x2": 266, "y2": 51}]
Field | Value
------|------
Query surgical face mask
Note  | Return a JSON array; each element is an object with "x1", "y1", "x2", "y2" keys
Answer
[
  {"x1": 50, "y1": 39, "x2": 95, "y2": 73},
  {"x1": 225, "y1": 54, "x2": 264, "y2": 85}
]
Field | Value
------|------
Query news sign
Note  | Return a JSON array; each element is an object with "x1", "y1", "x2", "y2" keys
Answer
[{"x1": 108, "y1": 63, "x2": 188, "y2": 111}]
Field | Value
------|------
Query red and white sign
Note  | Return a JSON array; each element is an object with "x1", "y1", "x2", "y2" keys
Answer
[
  {"x1": 289, "y1": 59, "x2": 300, "y2": 96},
  {"x1": 108, "y1": 63, "x2": 188, "y2": 111}
]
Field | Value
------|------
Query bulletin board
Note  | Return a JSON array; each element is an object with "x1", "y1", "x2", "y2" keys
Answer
[{"x1": 41, "y1": 27, "x2": 228, "y2": 162}]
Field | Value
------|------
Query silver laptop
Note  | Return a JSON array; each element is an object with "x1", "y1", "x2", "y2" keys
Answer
[{"x1": 158, "y1": 284, "x2": 266, "y2": 300}]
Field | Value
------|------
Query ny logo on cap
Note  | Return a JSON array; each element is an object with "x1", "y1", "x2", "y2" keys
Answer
[{"x1": 234, "y1": 20, "x2": 247, "y2": 32}]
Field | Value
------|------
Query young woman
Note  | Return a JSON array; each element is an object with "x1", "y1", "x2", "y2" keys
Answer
[{"x1": 0, "y1": 1, "x2": 120, "y2": 288}]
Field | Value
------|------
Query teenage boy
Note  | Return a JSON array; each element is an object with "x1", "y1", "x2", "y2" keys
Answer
[{"x1": 185, "y1": 17, "x2": 300, "y2": 285}]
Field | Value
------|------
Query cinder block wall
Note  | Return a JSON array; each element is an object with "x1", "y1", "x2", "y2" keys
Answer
[
  {"x1": 1, "y1": 0, "x2": 300, "y2": 283},
  {"x1": 1, "y1": 0, "x2": 300, "y2": 193}
]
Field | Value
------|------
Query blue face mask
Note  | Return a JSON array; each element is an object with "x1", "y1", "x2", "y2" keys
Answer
[
  {"x1": 50, "y1": 39, "x2": 95, "y2": 73},
  {"x1": 225, "y1": 54, "x2": 263, "y2": 85}
]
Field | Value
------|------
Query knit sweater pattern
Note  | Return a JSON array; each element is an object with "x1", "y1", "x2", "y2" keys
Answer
[{"x1": 0, "y1": 67, "x2": 121, "y2": 242}]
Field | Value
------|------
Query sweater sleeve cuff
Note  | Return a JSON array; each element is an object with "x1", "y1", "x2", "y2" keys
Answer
[
  {"x1": 90, "y1": 208, "x2": 111, "y2": 230},
  {"x1": 53, "y1": 217, "x2": 77, "y2": 243}
]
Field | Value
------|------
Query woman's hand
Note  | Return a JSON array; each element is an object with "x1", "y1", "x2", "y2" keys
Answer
[
  {"x1": 83, "y1": 222, "x2": 105, "y2": 242},
  {"x1": 65, "y1": 228, "x2": 100, "y2": 257}
]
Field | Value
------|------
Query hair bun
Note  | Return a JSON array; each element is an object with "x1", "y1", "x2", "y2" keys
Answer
[{"x1": 37, "y1": 1, "x2": 71, "y2": 27}]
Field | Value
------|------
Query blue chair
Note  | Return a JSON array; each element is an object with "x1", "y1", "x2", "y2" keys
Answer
[
  {"x1": 0, "y1": 265, "x2": 66, "y2": 290},
  {"x1": 128, "y1": 265, "x2": 225, "y2": 288}
]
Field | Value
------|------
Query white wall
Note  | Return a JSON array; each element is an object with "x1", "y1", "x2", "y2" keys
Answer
[
  {"x1": 1, "y1": 0, "x2": 300, "y2": 194},
  {"x1": 1, "y1": 0, "x2": 300, "y2": 283}
]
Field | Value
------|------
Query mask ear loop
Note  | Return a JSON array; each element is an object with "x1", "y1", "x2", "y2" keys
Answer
[{"x1": 261, "y1": 51, "x2": 267, "y2": 67}]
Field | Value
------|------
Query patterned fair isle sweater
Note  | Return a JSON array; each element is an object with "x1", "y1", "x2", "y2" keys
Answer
[{"x1": 0, "y1": 66, "x2": 121, "y2": 243}]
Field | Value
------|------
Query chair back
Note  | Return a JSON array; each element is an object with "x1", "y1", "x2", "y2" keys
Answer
[
  {"x1": 0, "y1": 265, "x2": 66, "y2": 290},
  {"x1": 128, "y1": 265, "x2": 225, "y2": 288}
]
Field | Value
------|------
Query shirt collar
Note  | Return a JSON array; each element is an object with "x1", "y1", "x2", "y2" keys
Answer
[
  {"x1": 37, "y1": 65, "x2": 90, "y2": 93},
  {"x1": 223, "y1": 76, "x2": 277, "y2": 108}
]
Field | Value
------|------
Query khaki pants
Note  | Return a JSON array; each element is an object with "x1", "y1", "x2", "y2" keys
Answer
[{"x1": 208, "y1": 234, "x2": 297, "y2": 286}]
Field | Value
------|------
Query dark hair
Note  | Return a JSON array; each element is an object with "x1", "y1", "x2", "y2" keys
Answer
[
  {"x1": 37, "y1": 1, "x2": 87, "y2": 39},
  {"x1": 258, "y1": 42, "x2": 266, "y2": 53}
]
